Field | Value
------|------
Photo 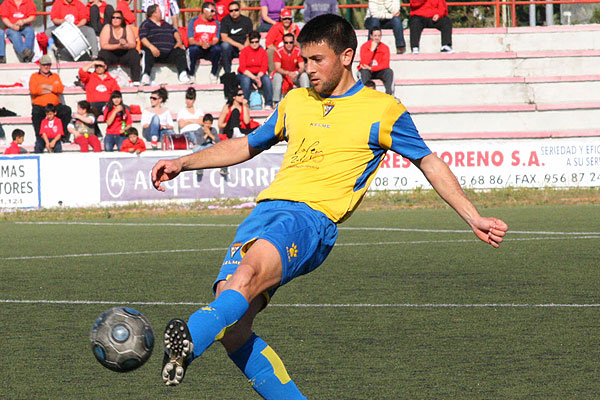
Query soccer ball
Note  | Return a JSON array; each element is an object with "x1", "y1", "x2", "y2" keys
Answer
[{"x1": 90, "y1": 307, "x2": 155, "y2": 372}]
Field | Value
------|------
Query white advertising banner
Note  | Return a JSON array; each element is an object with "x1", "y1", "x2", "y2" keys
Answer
[
  {"x1": 0, "y1": 155, "x2": 41, "y2": 208},
  {"x1": 372, "y1": 137, "x2": 600, "y2": 190}
]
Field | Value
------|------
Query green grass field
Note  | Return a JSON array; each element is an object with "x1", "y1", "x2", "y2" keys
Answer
[{"x1": 1, "y1": 205, "x2": 599, "y2": 399}]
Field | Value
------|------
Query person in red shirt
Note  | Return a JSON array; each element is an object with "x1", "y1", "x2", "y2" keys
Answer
[
  {"x1": 265, "y1": 8, "x2": 300, "y2": 72},
  {"x1": 103, "y1": 90, "x2": 132, "y2": 151},
  {"x1": 272, "y1": 33, "x2": 309, "y2": 103},
  {"x1": 409, "y1": 0, "x2": 453, "y2": 53},
  {"x1": 214, "y1": 0, "x2": 232, "y2": 22},
  {"x1": 87, "y1": 0, "x2": 115, "y2": 35},
  {"x1": 35, "y1": 104, "x2": 64, "y2": 153},
  {"x1": 358, "y1": 27, "x2": 395, "y2": 95},
  {"x1": 67, "y1": 100, "x2": 102, "y2": 152},
  {"x1": 115, "y1": 0, "x2": 135, "y2": 25},
  {"x1": 46, "y1": 0, "x2": 99, "y2": 59},
  {"x1": 3, "y1": 129, "x2": 28, "y2": 155},
  {"x1": 237, "y1": 30, "x2": 273, "y2": 109},
  {"x1": 187, "y1": 2, "x2": 222, "y2": 81},
  {"x1": 79, "y1": 58, "x2": 121, "y2": 113},
  {"x1": 120, "y1": 127, "x2": 146, "y2": 154},
  {"x1": 0, "y1": 0, "x2": 37, "y2": 62}
]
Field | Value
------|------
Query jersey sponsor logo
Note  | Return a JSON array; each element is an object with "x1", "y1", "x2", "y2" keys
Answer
[
  {"x1": 310, "y1": 122, "x2": 330, "y2": 128},
  {"x1": 96, "y1": 84, "x2": 107, "y2": 92},
  {"x1": 195, "y1": 24, "x2": 217, "y2": 33},
  {"x1": 286, "y1": 243, "x2": 298, "y2": 262}
]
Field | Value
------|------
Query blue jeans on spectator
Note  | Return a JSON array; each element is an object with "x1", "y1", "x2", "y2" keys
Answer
[
  {"x1": 187, "y1": 44, "x2": 222, "y2": 76},
  {"x1": 143, "y1": 115, "x2": 174, "y2": 143},
  {"x1": 6, "y1": 26, "x2": 35, "y2": 56},
  {"x1": 221, "y1": 42, "x2": 241, "y2": 74},
  {"x1": 365, "y1": 16, "x2": 406, "y2": 50},
  {"x1": 238, "y1": 73, "x2": 273, "y2": 107},
  {"x1": 104, "y1": 134, "x2": 125, "y2": 152},
  {"x1": 0, "y1": 30, "x2": 5, "y2": 58}
]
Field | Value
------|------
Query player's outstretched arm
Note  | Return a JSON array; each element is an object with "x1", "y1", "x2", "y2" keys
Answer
[
  {"x1": 151, "y1": 136, "x2": 263, "y2": 192},
  {"x1": 413, "y1": 153, "x2": 508, "y2": 248}
]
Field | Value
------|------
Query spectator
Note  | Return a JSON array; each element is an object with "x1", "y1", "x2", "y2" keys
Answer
[
  {"x1": 409, "y1": 0, "x2": 453, "y2": 53},
  {"x1": 142, "y1": 0, "x2": 179, "y2": 28},
  {"x1": 187, "y1": 2, "x2": 221, "y2": 82},
  {"x1": 217, "y1": 87, "x2": 259, "y2": 139},
  {"x1": 3, "y1": 129, "x2": 28, "y2": 155},
  {"x1": 259, "y1": 0, "x2": 285, "y2": 32},
  {"x1": 120, "y1": 127, "x2": 146, "y2": 154},
  {"x1": 214, "y1": 0, "x2": 233, "y2": 22},
  {"x1": 177, "y1": 87, "x2": 205, "y2": 146},
  {"x1": 35, "y1": 104, "x2": 64, "y2": 153},
  {"x1": 78, "y1": 58, "x2": 120, "y2": 114},
  {"x1": 220, "y1": 1, "x2": 253, "y2": 74},
  {"x1": 139, "y1": 4, "x2": 190, "y2": 85},
  {"x1": 141, "y1": 87, "x2": 175, "y2": 149},
  {"x1": 47, "y1": 0, "x2": 99, "y2": 60},
  {"x1": 265, "y1": 8, "x2": 300, "y2": 72},
  {"x1": 115, "y1": 0, "x2": 136, "y2": 25},
  {"x1": 358, "y1": 27, "x2": 394, "y2": 95},
  {"x1": 303, "y1": 0, "x2": 339, "y2": 22},
  {"x1": 194, "y1": 113, "x2": 227, "y2": 177},
  {"x1": 238, "y1": 30, "x2": 273, "y2": 110},
  {"x1": 98, "y1": 10, "x2": 142, "y2": 85},
  {"x1": 272, "y1": 33, "x2": 309, "y2": 104},
  {"x1": 0, "y1": 0, "x2": 36, "y2": 62},
  {"x1": 365, "y1": 0, "x2": 406, "y2": 54},
  {"x1": 87, "y1": 0, "x2": 114, "y2": 35},
  {"x1": 29, "y1": 55, "x2": 72, "y2": 146},
  {"x1": 103, "y1": 90, "x2": 132, "y2": 151},
  {"x1": 67, "y1": 100, "x2": 102, "y2": 152}
]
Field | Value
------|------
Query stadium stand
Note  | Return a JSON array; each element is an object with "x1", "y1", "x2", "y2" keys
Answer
[{"x1": 1, "y1": 24, "x2": 600, "y2": 151}]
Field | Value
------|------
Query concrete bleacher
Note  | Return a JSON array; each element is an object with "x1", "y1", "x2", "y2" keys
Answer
[{"x1": 1, "y1": 24, "x2": 599, "y2": 150}]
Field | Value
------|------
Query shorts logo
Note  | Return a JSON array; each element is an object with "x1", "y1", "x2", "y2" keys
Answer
[
  {"x1": 286, "y1": 243, "x2": 298, "y2": 261},
  {"x1": 230, "y1": 243, "x2": 242, "y2": 258}
]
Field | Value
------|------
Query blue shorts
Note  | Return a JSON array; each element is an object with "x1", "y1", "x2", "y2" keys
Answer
[{"x1": 213, "y1": 200, "x2": 338, "y2": 298}]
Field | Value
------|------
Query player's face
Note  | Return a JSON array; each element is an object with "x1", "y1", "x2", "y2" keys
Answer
[{"x1": 301, "y1": 41, "x2": 346, "y2": 96}]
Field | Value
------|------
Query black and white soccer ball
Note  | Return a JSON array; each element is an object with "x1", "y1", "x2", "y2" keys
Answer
[{"x1": 90, "y1": 307, "x2": 154, "y2": 372}]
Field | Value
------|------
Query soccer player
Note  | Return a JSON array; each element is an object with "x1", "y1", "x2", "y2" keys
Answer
[{"x1": 151, "y1": 14, "x2": 508, "y2": 399}]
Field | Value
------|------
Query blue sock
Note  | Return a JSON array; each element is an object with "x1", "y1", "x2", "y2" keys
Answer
[
  {"x1": 187, "y1": 289, "x2": 249, "y2": 359},
  {"x1": 229, "y1": 333, "x2": 307, "y2": 400}
]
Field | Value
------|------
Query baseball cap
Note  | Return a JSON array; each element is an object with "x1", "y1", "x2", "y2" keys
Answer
[
  {"x1": 39, "y1": 55, "x2": 52, "y2": 65},
  {"x1": 280, "y1": 9, "x2": 292, "y2": 19}
]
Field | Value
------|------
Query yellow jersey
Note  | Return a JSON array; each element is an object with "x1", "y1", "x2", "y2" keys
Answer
[{"x1": 248, "y1": 80, "x2": 431, "y2": 223}]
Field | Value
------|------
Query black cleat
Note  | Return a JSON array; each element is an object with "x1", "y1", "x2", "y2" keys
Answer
[{"x1": 162, "y1": 318, "x2": 194, "y2": 386}]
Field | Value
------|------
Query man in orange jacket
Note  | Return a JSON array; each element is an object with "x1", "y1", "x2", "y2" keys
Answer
[{"x1": 409, "y1": 0, "x2": 453, "y2": 54}]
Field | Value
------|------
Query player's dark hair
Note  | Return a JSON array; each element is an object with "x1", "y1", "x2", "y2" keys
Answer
[
  {"x1": 152, "y1": 87, "x2": 169, "y2": 103},
  {"x1": 44, "y1": 104, "x2": 56, "y2": 114},
  {"x1": 297, "y1": 14, "x2": 357, "y2": 59},
  {"x1": 203, "y1": 113, "x2": 214, "y2": 123},
  {"x1": 77, "y1": 100, "x2": 91, "y2": 113},
  {"x1": 248, "y1": 30, "x2": 260, "y2": 42},
  {"x1": 185, "y1": 87, "x2": 196, "y2": 100},
  {"x1": 146, "y1": 4, "x2": 158, "y2": 19},
  {"x1": 126, "y1": 127, "x2": 139, "y2": 136},
  {"x1": 12, "y1": 129, "x2": 25, "y2": 140}
]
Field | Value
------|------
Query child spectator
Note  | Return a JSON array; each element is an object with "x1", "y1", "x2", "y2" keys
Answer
[
  {"x1": 120, "y1": 127, "x2": 146, "y2": 154},
  {"x1": 194, "y1": 113, "x2": 227, "y2": 177},
  {"x1": 67, "y1": 100, "x2": 102, "y2": 152},
  {"x1": 35, "y1": 104, "x2": 64, "y2": 153},
  {"x1": 3, "y1": 129, "x2": 28, "y2": 154},
  {"x1": 103, "y1": 90, "x2": 132, "y2": 151}
]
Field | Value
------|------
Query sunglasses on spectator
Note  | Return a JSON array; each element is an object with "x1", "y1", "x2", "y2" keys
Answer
[
  {"x1": 112, "y1": 16, "x2": 122, "y2": 19},
  {"x1": 283, "y1": 41, "x2": 294, "y2": 44},
  {"x1": 229, "y1": 8, "x2": 239, "y2": 12},
  {"x1": 281, "y1": 17, "x2": 292, "y2": 21},
  {"x1": 204, "y1": 8, "x2": 215, "y2": 12},
  {"x1": 250, "y1": 40, "x2": 259, "y2": 44},
  {"x1": 150, "y1": 96, "x2": 159, "y2": 100},
  {"x1": 95, "y1": 64, "x2": 106, "y2": 67}
]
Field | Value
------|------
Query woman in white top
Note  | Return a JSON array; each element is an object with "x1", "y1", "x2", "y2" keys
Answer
[
  {"x1": 177, "y1": 87, "x2": 205, "y2": 146},
  {"x1": 141, "y1": 87, "x2": 175, "y2": 149}
]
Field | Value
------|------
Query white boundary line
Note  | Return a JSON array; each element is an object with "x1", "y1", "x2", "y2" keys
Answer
[
  {"x1": 2, "y1": 236, "x2": 599, "y2": 261},
  {"x1": 13, "y1": 221, "x2": 600, "y2": 236},
  {"x1": 1, "y1": 299, "x2": 598, "y2": 307}
]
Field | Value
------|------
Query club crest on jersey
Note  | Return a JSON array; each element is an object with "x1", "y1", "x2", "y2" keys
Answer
[
  {"x1": 230, "y1": 243, "x2": 242, "y2": 258},
  {"x1": 322, "y1": 103, "x2": 335, "y2": 117}
]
